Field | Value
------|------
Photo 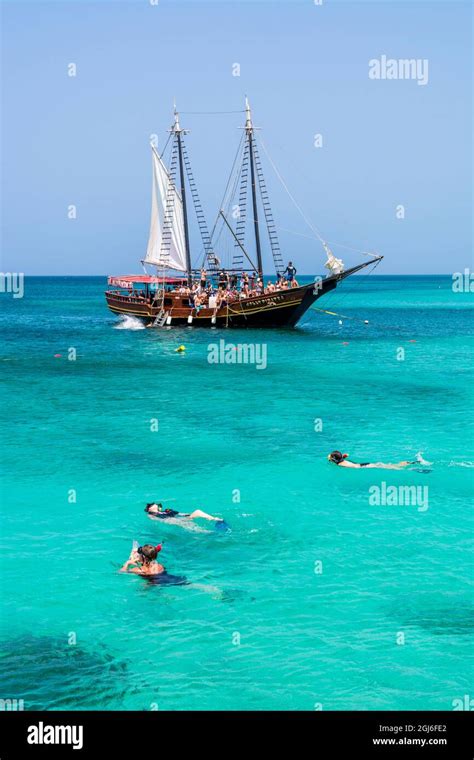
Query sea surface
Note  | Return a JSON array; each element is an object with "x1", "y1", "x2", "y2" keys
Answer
[{"x1": 0, "y1": 275, "x2": 473, "y2": 710}]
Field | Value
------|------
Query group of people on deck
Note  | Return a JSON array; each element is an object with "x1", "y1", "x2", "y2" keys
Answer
[{"x1": 172, "y1": 261, "x2": 299, "y2": 310}]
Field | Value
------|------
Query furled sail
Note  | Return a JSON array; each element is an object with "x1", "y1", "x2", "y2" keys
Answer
[
  {"x1": 322, "y1": 242, "x2": 344, "y2": 276},
  {"x1": 144, "y1": 146, "x2": 187, "y2": 272}
]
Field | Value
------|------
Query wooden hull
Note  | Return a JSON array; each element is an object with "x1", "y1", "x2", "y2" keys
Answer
[{"x1": 105, "y1": 262, "x2": 378, "y2": 328}]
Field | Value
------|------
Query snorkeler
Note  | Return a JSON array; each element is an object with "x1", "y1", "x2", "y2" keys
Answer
[
  {"x1": 120, "y1": 543, "x2": 165, "y2": 576},
  {"x1": 327, "y1": 450, "x2": 413, "y2": 470},
  {"x1": 120, "y1": 543, "x2": 189, "y2": 585},
  {"x1": 145, "y1": 503, "x2": 230, "y2": 530}
]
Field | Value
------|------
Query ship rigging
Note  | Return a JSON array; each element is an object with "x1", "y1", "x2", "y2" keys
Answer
[{"x1": 105, "y1": 99, "x2": 382, "y2": 328}]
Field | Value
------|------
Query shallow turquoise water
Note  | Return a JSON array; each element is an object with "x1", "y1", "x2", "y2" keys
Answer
[{"x1": 0, "y1": 275, "x2": 473, "y2": 710}]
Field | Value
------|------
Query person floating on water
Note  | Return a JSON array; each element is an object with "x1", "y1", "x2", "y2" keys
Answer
[
  {"x1": 327, "y1": 450, "x2": 414, "y2": 470},
  {"x1": 120, "y1": 543, "x2": 165, "y2": 576},
  {"x1": 145, "y1": 503, "x2": 230, "y2": 531}
]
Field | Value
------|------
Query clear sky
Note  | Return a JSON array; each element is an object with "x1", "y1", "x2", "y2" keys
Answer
[{"x1": 1, "y1": 0, "x2": 472, "y2": 275}]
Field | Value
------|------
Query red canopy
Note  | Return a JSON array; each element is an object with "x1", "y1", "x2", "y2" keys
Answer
[{"x1": 107, "y1": 275, "x2": 186, "y2": 287}]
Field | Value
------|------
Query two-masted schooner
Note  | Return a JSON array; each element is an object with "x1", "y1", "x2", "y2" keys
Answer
[{"x1": 105, "y1": 99, "x2": 382, "y2": 327}]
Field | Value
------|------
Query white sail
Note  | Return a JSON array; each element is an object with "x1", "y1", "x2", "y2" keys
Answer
[
  {"x1": 323, "y1": 242, "x2": 344, "y2": 276},
  {"x1": 144, "y1": 146, "x2": 187, "y2": 272}
]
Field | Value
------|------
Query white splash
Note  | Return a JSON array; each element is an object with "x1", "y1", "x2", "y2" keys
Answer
[
  {"x1": 114, "y1": 315, "x2": 145, "y2": 331},
  {"x1": 415, "y1": 452, "x2": 432, "y2": 466},
  {"x1": 449, "y1": 461, "x2": 474, "y2": 468}
]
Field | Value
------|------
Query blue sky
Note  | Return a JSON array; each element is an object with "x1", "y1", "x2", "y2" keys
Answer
[{"x1": 1, "y1": 0, "x2": 472, "y2": 275}]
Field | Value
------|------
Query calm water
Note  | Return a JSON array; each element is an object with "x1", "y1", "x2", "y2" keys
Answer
[{"x1": 0, "y1": 275, "x2": 473, "y2": 710}]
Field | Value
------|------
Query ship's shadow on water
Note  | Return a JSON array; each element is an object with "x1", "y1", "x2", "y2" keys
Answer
[{"x1": 0, "y1": 634, "x2": 129, "y2": 710}]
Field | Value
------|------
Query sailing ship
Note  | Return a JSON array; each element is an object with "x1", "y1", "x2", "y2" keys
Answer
[{"x1": 105, "y1": 100, "x2": 382, "y2": 328}]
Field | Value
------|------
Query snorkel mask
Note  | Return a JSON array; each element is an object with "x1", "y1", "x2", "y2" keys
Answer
[
  {"x1": 145, "y1": 503, "x2": 163, "y2": 513},
  {"x1": 328, "y1": 451, "x2": 348, "y2": 464},
  {"x1": 137, "y1": 544, "x2": 162, "y2": 556}
]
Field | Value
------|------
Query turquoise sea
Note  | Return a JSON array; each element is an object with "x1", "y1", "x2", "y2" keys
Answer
[{"x1": 0, "y1": 275, "x2": 473, "y2": 711}]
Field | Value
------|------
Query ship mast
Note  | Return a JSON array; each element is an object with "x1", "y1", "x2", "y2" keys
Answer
[
  {"x1": 172, "y1": 106, "x2": 193, "y2": 287},
  {"x1": 245, "y1": 97, "x2": 263, "y2": 278}
]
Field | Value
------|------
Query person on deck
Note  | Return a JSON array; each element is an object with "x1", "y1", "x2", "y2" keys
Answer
[
  {"x1": 283, "y1": 261, "x2": 297, "y2": 283},
  {"x1": 218, "y1": 269, "x2": 229, "y2": 290},
  {"x1": 194, "y1": 293, "x2": 205, "y2": 311}
]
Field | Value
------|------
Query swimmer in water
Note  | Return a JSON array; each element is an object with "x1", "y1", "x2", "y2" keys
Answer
[
  {"x1": 120, "y1": 543, "x2": 189, "y2": 586},
  {"x1": 327, "y1": 450, "x2": 413, "y2": 470},
  {"x1": 120, "y1": 543, "x2": 165, "y2": 576},
  {"x1": 145, "y1": 502, "x2": 229, "y2": 530}
]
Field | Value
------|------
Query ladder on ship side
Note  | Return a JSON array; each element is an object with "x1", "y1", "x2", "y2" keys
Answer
[
  {"x1": 253, "y1": 141, "x2": 285, "y2": 276},
  {"x1": 159, "y1": 140, "x2": 179, "y2": 263},
  {"x1": 152, "y1": 309, "x2": 169, "y2": 328},
  {"x1": 181, "y1": 141, "x2": 219, "y2": 273},
  {"x1": 232, "y1": 139, "x2": 250, "y2": 271}
]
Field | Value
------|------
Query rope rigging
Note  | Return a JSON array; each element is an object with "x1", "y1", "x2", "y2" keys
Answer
[
  {"x1": 208, "y1": 132, "x2": 247, "y2": 272},
  {"x1": 259, "y1": 137, "x2": 378, "y2": 260},
  {"x1": 151, "y1": 104, "x2": 382, "y2": 304},
  {"x1": 311, "y1": 256, "x2": 383, "y2": 324}
]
